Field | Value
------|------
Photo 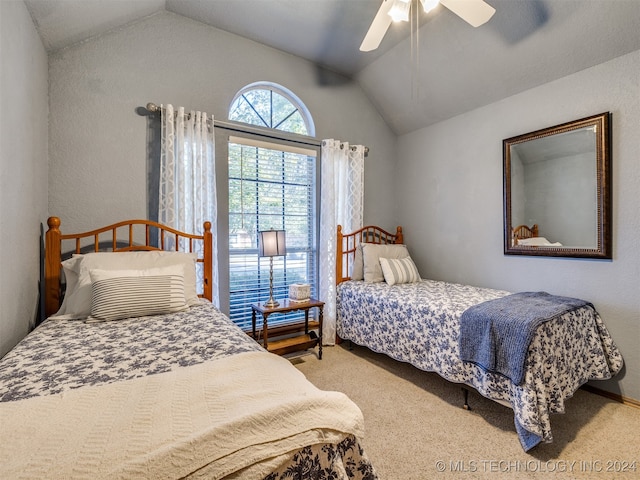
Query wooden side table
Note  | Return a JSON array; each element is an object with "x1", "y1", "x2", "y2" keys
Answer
[{"x1": 251, "y1": 298, "x2": 324, "y2": 359}]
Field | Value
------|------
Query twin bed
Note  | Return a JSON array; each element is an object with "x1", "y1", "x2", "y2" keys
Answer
[
  {"x1": 0, "y1": 218, "x2": 377, "y2": 479},
  {"x1": 335, "y1": 225, "x2": 623, "y2": 451},
  {"x1": 512, "y1": 223, "x2": 562, "y2": 247},
  {"x1": 0, "y1": 217, "x2": 624, "y2": 476}
]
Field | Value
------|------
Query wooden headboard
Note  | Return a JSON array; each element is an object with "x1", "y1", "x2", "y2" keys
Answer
[
  {"x1": 512, "y1": 224, "x2": 539, "y2": 246},
  {"x1": 336, "y1": 225, "x2": 403, "y2": 285},
  {"x1": 44, "y1": 217, "x2": 213, "y2": 317}
]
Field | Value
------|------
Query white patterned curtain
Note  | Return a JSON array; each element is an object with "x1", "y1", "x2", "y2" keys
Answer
[
  {"x1": 319, "y1": 139, "x2": 365, "y2": 345},
  {"x1": 159, "y1": 104, "x2": 219, "y2": 307}
]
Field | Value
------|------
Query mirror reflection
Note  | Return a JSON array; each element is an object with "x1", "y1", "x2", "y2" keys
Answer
[{"x1": 503, "y1": 112, "x2": 611, "y2": 259}]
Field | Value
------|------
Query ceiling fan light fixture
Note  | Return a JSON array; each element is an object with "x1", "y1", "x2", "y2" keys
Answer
[
  {"x1": 362, "y1": 0, "x2": 497, "y2": 52},
  {"x1": 388, "y1": 0, "x2": 411, "y2": 22},
  {"x1": 420, "y1": 0, "x2": 440, "y2": 13}
]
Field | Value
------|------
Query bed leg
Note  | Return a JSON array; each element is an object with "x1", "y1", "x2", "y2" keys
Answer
[{"x1": 462, "y1": 387, "x2": 471, "y2": 411}]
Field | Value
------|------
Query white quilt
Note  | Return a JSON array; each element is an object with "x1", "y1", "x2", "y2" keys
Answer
[{"x1": 0, "y1": 351, "x2": 364, "y2": 479}]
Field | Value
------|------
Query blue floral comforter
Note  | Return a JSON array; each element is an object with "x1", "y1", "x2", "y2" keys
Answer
[
  {"x1": 0, "y1": 303, "x2": 377, "y2": 479},
  {"x1": 337, "y1": 279, "x2": 623, "y2": 451}
]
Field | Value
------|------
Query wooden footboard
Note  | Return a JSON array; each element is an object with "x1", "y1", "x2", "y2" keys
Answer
[
  {"x1": 336, "y1": 225, "x2": 403, "y2": 285},
  {"x1": 44, "y1": 217, "x2": 212, "y2": 317}
]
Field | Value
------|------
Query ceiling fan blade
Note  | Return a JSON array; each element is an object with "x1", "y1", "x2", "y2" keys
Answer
[
  {"x1": 440, "y1": 0, "x2": 496, "y2": 27},
  {"x1": 360, "y1": 0, "x2": 394, "y2": 52}
]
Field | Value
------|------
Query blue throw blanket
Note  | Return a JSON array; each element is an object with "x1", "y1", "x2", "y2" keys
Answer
[{"x1": 459, "y1": 291, "x2": 591, "y2": 385}]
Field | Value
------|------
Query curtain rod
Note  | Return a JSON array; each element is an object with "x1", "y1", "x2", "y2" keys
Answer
[{"x1": 146, "y1": 102, "x2": 368, "y2": 156}]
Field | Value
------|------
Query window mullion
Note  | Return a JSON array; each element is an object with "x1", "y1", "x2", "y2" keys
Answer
[
  {"x1": 243, "y1": 93, "x2": 269, "y2": 128},
  {"x1": 270, "y1": 90, "x2": 273, "y2": 128},
  {"x1": 273, "y1": 108, "x2": 298, "y2": 130}
]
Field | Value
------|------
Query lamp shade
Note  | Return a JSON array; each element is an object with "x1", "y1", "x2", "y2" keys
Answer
[{"x1": 258, "y1": 230, "x2": 286, "y2": 257}]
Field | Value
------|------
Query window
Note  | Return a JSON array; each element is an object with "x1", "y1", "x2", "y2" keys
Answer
[
  {"x1": 229, "y1": 82, "x2": 313, "y2": 136},
  {"x1": 228, "y1": 83, "x2": 317, "y2": 330}
]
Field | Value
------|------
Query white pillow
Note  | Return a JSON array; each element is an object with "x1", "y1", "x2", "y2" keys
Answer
[
  {"x1": 361, "y1": 243, "x2": 410, "y2": 283},
  {"x1": 54, "y1": 261, "x2": 80, "y2": 317},
  {"x1": 89, "y1": 264, "x2": 186, "y2": 283},
  {"x1": 51, "y1": 251, "x2": 199, "y2": 319},
  {"x1": 351, "y1": 244, "x2": 364, "y2": 281},
  {"x1": 379, "y1": 256, "x2": 421, "y2": 286},
  {"x1": 89, "y1": 266, "x2": 188, "y2": 322}
]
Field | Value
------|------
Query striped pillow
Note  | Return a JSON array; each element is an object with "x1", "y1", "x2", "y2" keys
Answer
[
  {"x1": 379, "y1": 256, "x2": 421, "y2": 286},
  {"x1": 89, "y1": 268, "x2": 188, "y2": 322},
  {"x1": 362, "y1": 244, "x2": 410, "y2": 283}
]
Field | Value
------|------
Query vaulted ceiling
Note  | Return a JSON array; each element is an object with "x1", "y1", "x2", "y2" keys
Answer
[{"x1": 24, "y1": 0, "x2": 640, "y2": 134}]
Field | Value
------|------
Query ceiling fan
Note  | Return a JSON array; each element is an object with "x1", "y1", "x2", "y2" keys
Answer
[{"x1": 360, "y1": 0, "x2": 496, "y2": 51}]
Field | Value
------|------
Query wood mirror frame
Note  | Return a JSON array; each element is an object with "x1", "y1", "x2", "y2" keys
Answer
[{"x1": 503, "y1": 112, "x2": 611, "y2": 259}]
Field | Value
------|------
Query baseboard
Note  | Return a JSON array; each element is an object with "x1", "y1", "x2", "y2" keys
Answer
[{"x1": 581, "y1": 384, "x2": 640, "y2": 409}]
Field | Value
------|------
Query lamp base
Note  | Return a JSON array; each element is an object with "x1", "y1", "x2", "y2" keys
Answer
[{"x1": 263, "y1": 298, "x2": 280, "y2": 308}]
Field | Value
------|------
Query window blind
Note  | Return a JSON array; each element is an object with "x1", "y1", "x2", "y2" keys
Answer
[{"x1": 228, "y1": 139, "x2": 317, "y2": 330}]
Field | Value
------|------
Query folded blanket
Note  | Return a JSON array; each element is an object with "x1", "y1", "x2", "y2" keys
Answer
[
  {"x1": 0, "y1": 351, "x2": 365, "y2": 479},
  {"x1": 459, "y1": 291, "x2": 591, "y2": 384}
]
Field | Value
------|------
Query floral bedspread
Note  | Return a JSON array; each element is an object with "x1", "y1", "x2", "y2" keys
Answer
[
  {"x1": 262, "y1": 436, "x2": 377, "y2": 480},
  {"x1": 0, "y1": 303, "x2": 377, "y2": 479},
  {"x1": 337, "y1": 279, "x2": 623, "y2": 451},
  {"x1": 0, "y1": 303, "x2": 262, "y2": 402}
]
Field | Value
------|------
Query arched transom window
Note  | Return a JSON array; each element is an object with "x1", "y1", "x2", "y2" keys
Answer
[{"x1": 229, "y1": 82, "x2": 314, "y2": 136}]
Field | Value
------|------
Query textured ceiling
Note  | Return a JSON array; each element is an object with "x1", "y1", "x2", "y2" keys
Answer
[{"x1": 24, "y1": 0, "x2": 640, "y2": 134}]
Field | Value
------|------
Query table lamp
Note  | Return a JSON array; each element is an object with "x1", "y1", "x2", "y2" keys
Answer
[{"x1": 258, "y1": 229, "x2": 286, "y2": 307}]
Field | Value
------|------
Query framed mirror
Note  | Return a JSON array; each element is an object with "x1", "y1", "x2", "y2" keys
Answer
[{"x1": 503, "y1": 112, "x2": 611, "y2": 259}]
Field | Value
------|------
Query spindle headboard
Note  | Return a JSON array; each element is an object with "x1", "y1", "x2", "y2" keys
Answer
[
  {"x1": 512, "y1": 224, "x2": 539, "y2": 246},
  {"x1": 44, "y1": 217, "x2": 212, "y2": 317},
  {"x1": 336, "y1": 224, "x2": 403, "y2": 285}
]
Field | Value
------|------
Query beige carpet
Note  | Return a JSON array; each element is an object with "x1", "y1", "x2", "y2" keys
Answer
[{"x1": 291, "y1": 344, "x2": 640, "y2": 480}]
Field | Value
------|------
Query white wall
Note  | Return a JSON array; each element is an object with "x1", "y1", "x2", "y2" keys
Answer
[
  {"x1": 396, "y1": 49, "x2": 640, "y2": 401},
  {"x1": 0, "y1": 0, "x2": 49, "y2": 356},
  {"x1": 47, "y1": 11, "x2": 396, "y2": 234},
  {"x1": 48, "y1": 11, "x2": 396, "y2": 317}
]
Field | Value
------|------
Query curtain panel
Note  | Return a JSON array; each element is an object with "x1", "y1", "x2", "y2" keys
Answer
[
  {"x1": 319, "y1": 140, "x2": 365, "y2": 345},
  {"x1": 160, "y1": 104, "x2": 219, "y2": 307}
]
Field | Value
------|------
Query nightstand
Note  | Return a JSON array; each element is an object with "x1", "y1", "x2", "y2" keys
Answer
[{"x1": 251, "y1": 298, "x2": 324, "y2": 359}]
